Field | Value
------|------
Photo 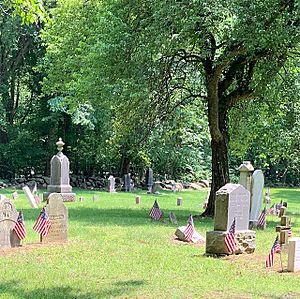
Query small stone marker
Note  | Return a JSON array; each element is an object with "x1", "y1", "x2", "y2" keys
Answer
[
  {"x1": 0, "y1": 195, "x2": 20, "y2": 248},
  {"x1": 12, "y1": 191, "x2": 18, "y2": 200},
  {"x1": 288, "y1": 237, "x2": 300, "y2": 272},
  {"x1": 23, "y1": 186, "x2": 38, "y2": 208},
  {"x1": 79, "y1": 196, "x2": 84, "y2": 202},
  {"x1": 43, "y1": 138, "x2": 76, "y2": 202},
  {"x1": 42, "y1": 193, "x2": 68, "y2": 243},
  {"x1": 135, "y1": 196, "x2": 141, "y2": 204},
  {"x1": 175, "y1": 226, "x2": 205, "y2": 244},
  {"x1": 177, "y1": 197, "x2": 183, "y2": 206},
  {"x1": 276, "y1": 207, "x2": 291, "y2": 248},
  {"x1": 168, "y1": 212, "x2": 177, "y2": 224},
  {"x1": 108, "y1": 175, "x2": 116, "y2": 193},
  {"x1": 249, "y1": 170, "x2": 264, "y2": 225}
]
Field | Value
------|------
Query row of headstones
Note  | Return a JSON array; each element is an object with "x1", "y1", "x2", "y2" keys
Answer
[{"x1": 0, "y1": 193, "x2": 68, "y2": 248}]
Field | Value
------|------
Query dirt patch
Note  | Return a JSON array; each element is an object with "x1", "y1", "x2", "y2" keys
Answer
[{"x1": 171, "y1": 236, "x2": 205, "y2": 247}]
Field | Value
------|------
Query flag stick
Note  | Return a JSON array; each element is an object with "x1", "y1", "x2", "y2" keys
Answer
[{"x1": 279, "y1": 251, "x2": 284, "y2": 272}]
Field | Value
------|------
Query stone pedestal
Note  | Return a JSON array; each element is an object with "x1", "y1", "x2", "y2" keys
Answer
[
  {"x1": 177, "y1": 197, "x2": 183, "y2": 206},
  {"x1": 206, "y1": 230, "x2": 255, "y2": 255},
  {"x1": 43, "y1": 138, "x2": 76, "y2": 202}
]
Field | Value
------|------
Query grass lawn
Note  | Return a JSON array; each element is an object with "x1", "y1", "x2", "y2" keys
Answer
[{"x1": 0, "y1": 187, "x2": 299, "y2": 299}]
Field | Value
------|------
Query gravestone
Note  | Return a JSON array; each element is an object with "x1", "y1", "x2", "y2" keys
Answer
[
  {"x1": 238, "y1": 161, "x2": 254, "y2": 193},
  {"x1": 177, "y1": 197, "x2": 183, "y2": 206},
  {"x1": 43, "y1": 138, "x2": 76, "y2": 202},
  {"x1": 135, "y1": 196, "x2": 141, "y2": 204},
  {"x1": 288, "y1": 238, "x2": 300, "y2": 272},
  {"x1": 276, "y1": 207, "x2": 291, "y2": 248},
  {"x1": 0, "y1": 195, "x2": 21, "y2": 248},
  {"x1": 206, "y1": 183, "x2": 256, "y2": 255},
  {"x1": 124, "y1": 174, "x2": 131, "y2": 192},
  {"x1": 42, "y1": 193, "x2": 68, "y2": 243},
  {"x1": 249, "y1": 170, "x2": 264, "y2": 224},
  {"x1": 108, "y1": 175, "x2": 116, "y2": 193},
  {"x1": 169, "y1": 212, "x2": 177, "y2": 224},
  {"x1": 145, "y1": 168, "x2": 154, "y2": 192},
  {"x1": 23, "y1": 186, "x2": 38, "y2": 208}
]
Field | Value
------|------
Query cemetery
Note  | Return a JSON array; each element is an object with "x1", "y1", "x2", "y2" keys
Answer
[{"x1": 0, "y1": 1, "x2": 299, "y2": 298}]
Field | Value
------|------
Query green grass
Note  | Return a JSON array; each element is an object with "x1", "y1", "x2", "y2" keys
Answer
[{"x1": 0, "y1": 187, "x2": 299, "y2": 298}]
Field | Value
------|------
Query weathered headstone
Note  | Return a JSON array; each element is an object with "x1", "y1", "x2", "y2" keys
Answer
[
  {"x1": 169, "y1": 212, "x2": 177, "y2": 224},
  {"x1": 23, "y1": 186, "x2": 38, "y2": 208},
  {"x1": 175, "y1": 226, "x2": 205, "y2": 244},
  {"x1": 42, "y1": 193, "x2": 68, "y2": 243},
  {"x1": 145, "y1": 168, "x2": 154, "y2": 192},
  {"x1": 238, "y1": 161, "x2": 254, "y2": 193},
  {"x1": 43, "y1": 138, "x2": 76, "y2": 202},
  {"x1": 108, "y1": 175, "x2": 116, "y2": 193},
  {"x1": 276, "y1": 207, "x2": 291, "y2": 248},
  {"x1": 177, "y1": 197, "x2": 183, "y2": 206},
  {"x1": 0, "y1": 195, "x2": 20, "y2": 248},
  {"x1": 206, "y1": 183, "x2": 256, "y2": 255},
  {"x1": 124, "y1": 174, "x2": 131, "y2": 192},
  {"x1": 249, "y1": 170, "x2": 264, "y2": 224},
  {"x1": 135, "y1": 196, "x2": 141, "y2": 204},
  {"x1": 288, "y1": 237, "x2": 300, "y2": 272}
]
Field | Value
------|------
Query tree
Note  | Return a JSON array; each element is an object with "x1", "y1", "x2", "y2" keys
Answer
[{"x1": 42, "y1": 0, "x2": 299, "y2": 216}]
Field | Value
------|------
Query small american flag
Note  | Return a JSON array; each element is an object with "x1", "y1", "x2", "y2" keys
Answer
[
  {"x1": 288, "y1": 228, "x2": 292, "y2": 238},
  {"x1": 266, "y1": 204, "x2": 274, "y2": 215},
  {"x1": 33, "y1": 208, "x2": 51, "y2": 237},
  {"x1": 257, "y1": 207, "x2": 266, "y2": 229},
  {"x1": 13, "y1": 211, "x2": 26, "y2": 240},
  {"x1": 183, "y1": 214, "x2": 195, "y2": 241},
  {"x1": 225, "y1": 218, "x2": 236, "y2": 254},
  {"x1": 149, "y1": 200, "x2": 163, "y2": 220},
  {"x1": 265, "y1": 235, "x2": 281, "y2": 267},
  {"x1": 35, "y1": 193, "x2": 41, "y2": 206}
]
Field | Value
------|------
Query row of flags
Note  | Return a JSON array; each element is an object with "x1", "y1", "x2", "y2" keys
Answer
[{"x1": 13, "y1": 208, "x2": 51, "y2": 241}]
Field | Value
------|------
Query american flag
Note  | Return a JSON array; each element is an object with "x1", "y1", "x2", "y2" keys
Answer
[
  {"x1": 149, "y1": 200, "x2": 163, "y2": 220},
  {"x1": 183, "y1": 214, "x2": 195, "y2": 241},
  {"x1": 13, "y1": 211, "x2": 26, "y2": 240},
  {"x1": 288, "y1": 228, "x2": 292, "y2": 238},
  {"x1": 257, "y1": 207, "x2": 266, "y2": 229},
  {"x1": 266, "y1": 204, "x2": 275, "y2": 215},
  {"x1": 33, "y1": 208, "x2": 51, "y2": 237},
  {"x1": 225, "y1": 218, "x2": 236, "y2": 254},
  {"x1": 276, "y1": 201, "x2": 283, "y2": 215},
  {"x1": 265, "y1": 235, "x2": 281, "y2": 267},
  {"x1": 35, "y1": 193, "x2": 41, "y2": 206}
]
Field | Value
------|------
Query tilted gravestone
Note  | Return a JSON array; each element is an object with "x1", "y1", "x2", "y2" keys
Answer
[
  {"x1": 41, "y1": 193, "x2": 68, "y2": 243},
  {"x1": 0, "y1": 195, "x2": 21, "y2": 248},
  {"x1": 249, "y1": 170, "x2": 264, "y2": 225},
  {"x1": 288, "y1": 237, "x2": 300, "y2": 272},
  {"x1": 43, "y1": 138, "x2": 76, "y2": 202},
  {"x1": 206, "y1": 183, "x2": 256, "y2": 255},
  {"x1": 22, "y1": 185, "x2": 38, "y2": 208}
]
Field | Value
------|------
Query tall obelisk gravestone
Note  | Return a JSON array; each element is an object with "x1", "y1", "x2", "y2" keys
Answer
[{"x1": 43, "y1": 138, "x2": 76, "y2": 202}]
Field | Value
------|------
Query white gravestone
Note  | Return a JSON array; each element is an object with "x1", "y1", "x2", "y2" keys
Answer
[
  {"x1": 288, "y1": 237, "x2": 300, "y2": 272},
  {"x1": 249, "y1": 170, "x2": 264, "y2": 223},
  {"x1": 22, "y1": 186, "x2": 38, "y2": 208},
  {"x1": 108, "y1": 175, "x2": 116, "y2": 193}
]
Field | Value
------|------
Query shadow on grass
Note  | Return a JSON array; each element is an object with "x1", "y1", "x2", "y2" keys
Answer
[
  {"x1": 19, "y1": 206, "x2": 212, "y2": 227},
  {"x1": 0, "y1": 279, "x2": 146, "y2": 299}
]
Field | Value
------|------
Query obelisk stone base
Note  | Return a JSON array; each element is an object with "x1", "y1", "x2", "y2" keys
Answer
[{"x1": 206, "y1": 230, "x2": 256, "y2": 255}]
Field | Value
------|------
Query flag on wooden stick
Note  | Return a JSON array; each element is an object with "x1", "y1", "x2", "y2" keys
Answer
[
  {"x1": 13, "y1": 211, "x2": 26, "y2": 240},
  {"x1": 183, "y1": 214, "x2": 195, "y2": 241},
  {"x1": 33, "y1": 207, "x2": 51, "y2": 237},
  {"x1": 265, "y1": 236, "x2": 281, "y2": 268},
  {"x1": 225, "y1": 218, "x2": 236, "y2": 254},
  {"x1": 149, "y1": 200, "x2": 163, "y2": 220},
  {"x1": 257, "y1": 207, "x2": 266, "y2": 229}
]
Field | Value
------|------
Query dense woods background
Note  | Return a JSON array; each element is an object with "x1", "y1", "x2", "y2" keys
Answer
[{"x1": 0, "y1": 0, "x2": 299, "y2": 191}]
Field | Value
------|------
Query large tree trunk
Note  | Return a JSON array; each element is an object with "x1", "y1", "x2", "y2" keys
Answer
[{"x1": 202, "y1": 132, "x2": 230, "y2": 217}]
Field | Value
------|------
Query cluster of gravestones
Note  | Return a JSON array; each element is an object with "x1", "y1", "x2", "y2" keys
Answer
[
  {"x1": 205, "y1": 161, "x2": 299, "y2": 272},
  {"x1": 0, "y1": 139, "x2": 72, "y2": 249}
]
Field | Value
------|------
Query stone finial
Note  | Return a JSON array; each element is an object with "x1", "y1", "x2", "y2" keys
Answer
[
  {"x1": 56, "y1": 138, "x2": 65, "y2": 154},
  {"x1": 238, "y1": 161, "x2": 254, "y2": 172}
]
